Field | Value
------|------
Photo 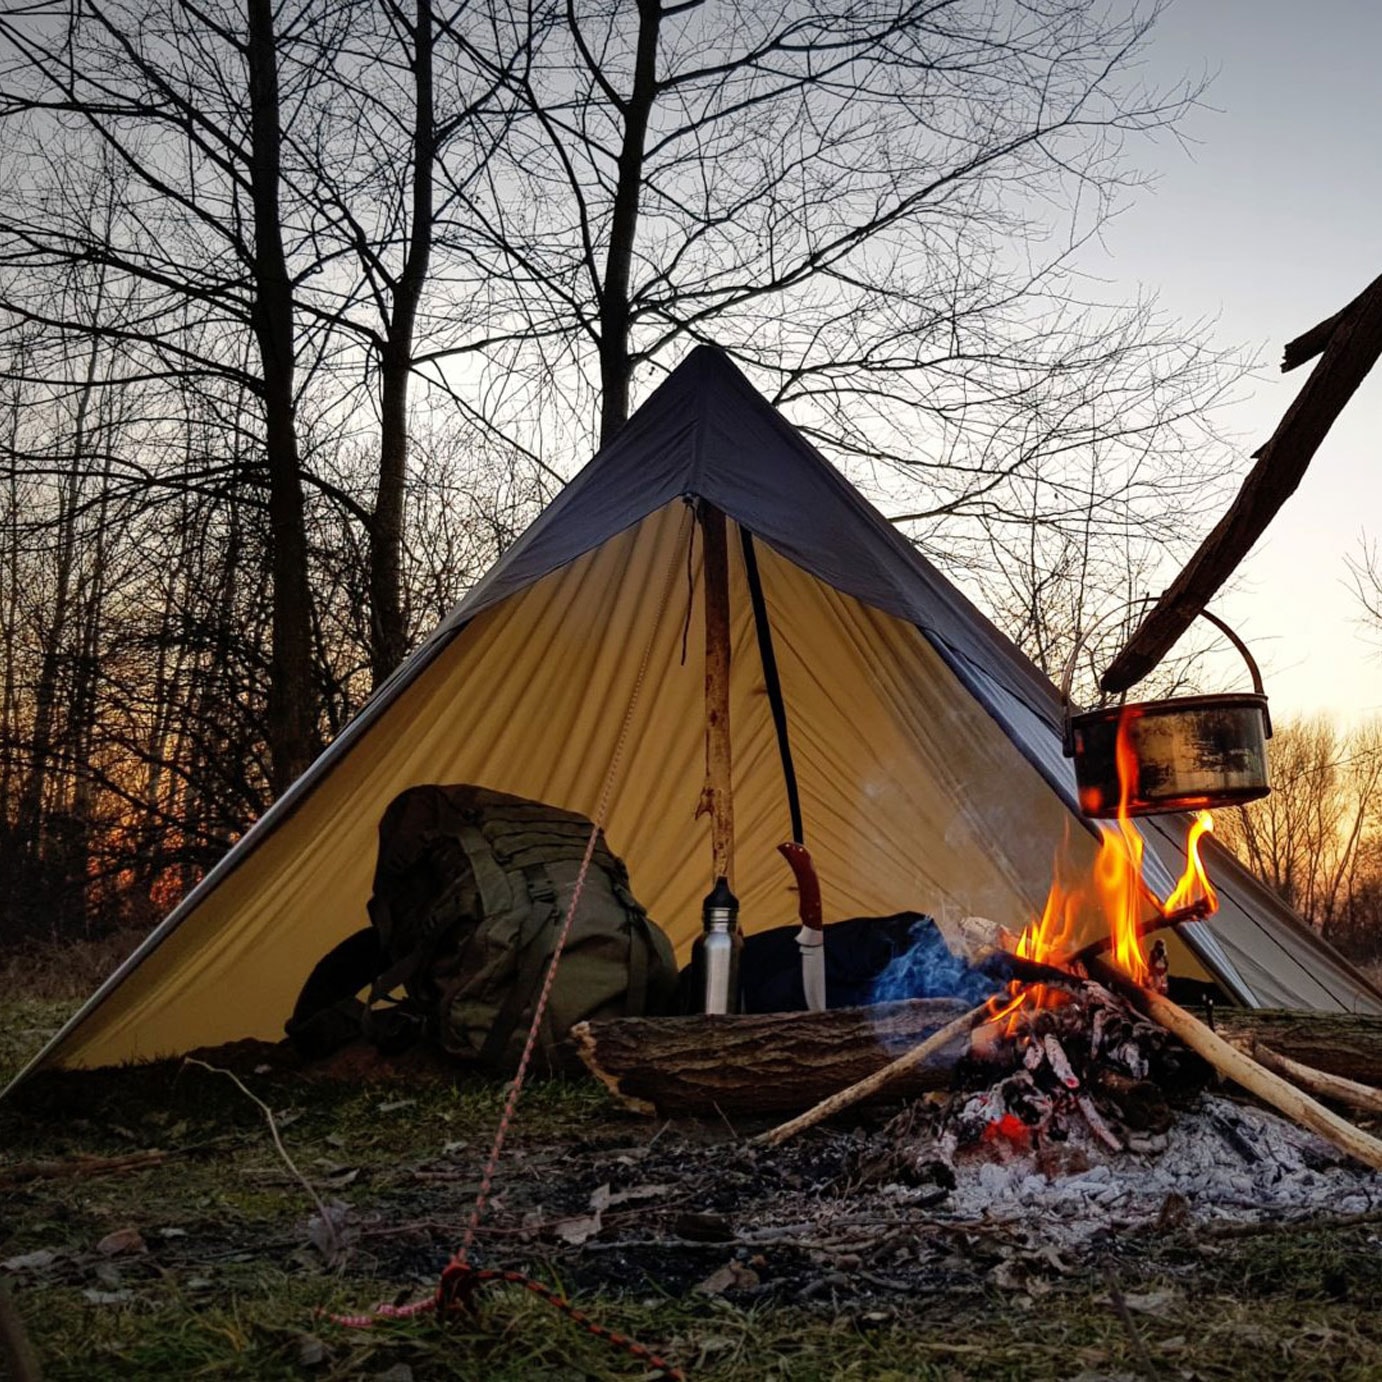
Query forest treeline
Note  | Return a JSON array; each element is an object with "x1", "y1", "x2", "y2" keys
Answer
[
  {"x1": 1, "y1": 0, "x2": 1357, "y2": 955},
  {"x1": 1216, "y1": 718, "x2": 1382, "y2": 966}
]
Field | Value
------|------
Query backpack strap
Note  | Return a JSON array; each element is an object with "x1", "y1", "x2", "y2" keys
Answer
[
  {"x1": 476, "y1": 863, "x2": 562, "y2": 1069},
  {"x1": 457, "y1": 822, "x2": 514, "y2": 918},
  {"x1": 624, "y1": 917, "x2": 649, "y2": 1018},
  {"x1": 285, "y1": 928, "x2": 383, "y2": 1058}
]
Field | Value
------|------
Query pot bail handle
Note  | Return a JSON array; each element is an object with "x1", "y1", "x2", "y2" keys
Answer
[
  {"x1": 1059, "y1": 604, "x2": 1271, "y2": 757},
  {"x1": 1196, "y1": 609, "x2": 1272, "y2": 737},
  {"x1": 1059, "y1": 603, "x2": 1139, "y2": 757}
]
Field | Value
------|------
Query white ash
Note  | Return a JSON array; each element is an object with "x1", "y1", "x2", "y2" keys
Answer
[{"x1": 888, "y1": 1092, "x2": 1381, "y2": 1245}]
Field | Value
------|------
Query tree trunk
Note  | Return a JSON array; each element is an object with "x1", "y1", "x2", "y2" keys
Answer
[
  {"x1": 247, "y1": 0, "x2": 317, "y2": 795},
  {"x1": 596, "y1": 0, "x2": 660, "y2": 447},
  {"x1": 369, "y1": 0, "x2": 435, "y2": 687}
]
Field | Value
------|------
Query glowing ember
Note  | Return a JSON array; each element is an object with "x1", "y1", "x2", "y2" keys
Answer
[{"x1": 991, "y1": 706, "x2": 1222, "y2": 1025}]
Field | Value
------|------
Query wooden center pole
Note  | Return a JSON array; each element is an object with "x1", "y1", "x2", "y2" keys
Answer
[{"x1": 697, "y1": 501, "x2": 734, "y2": 887}]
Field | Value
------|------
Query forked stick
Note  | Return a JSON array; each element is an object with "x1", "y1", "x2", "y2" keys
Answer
[{"x1": 752, "y1": 1002, "x2": 991, "y2": 1148}]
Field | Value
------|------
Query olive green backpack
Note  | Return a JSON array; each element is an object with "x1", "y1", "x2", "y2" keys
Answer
[{"x1": 288, "y1": 785, "x2": 677, "y2": 1073}]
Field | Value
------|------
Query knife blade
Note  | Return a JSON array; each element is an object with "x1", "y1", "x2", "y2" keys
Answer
[{"x1": 778, "y1": 842, "x2": 826, "y2": 1012}]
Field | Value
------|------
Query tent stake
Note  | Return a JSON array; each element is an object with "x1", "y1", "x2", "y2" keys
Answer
[{"x1": 697, "y1": 501, "x2": 735, "y2": 886}]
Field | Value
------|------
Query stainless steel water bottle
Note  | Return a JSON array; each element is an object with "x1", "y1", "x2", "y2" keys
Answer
[{"x1": 697, "y1": 875, "x2": 742, "y2": 1014}]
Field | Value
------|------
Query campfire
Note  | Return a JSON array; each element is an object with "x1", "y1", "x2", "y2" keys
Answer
[
  {"x1": 947, "y1": 708, "x2": 1221, "y2": 1157},
  {"x1": 738, "y1": 709, "x2": 1382, "y2": 1191}
]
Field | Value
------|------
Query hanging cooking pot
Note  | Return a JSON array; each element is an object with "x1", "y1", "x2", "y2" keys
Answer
[{"x1": 1060, "y1": 608, "x2": 1272, "y2": 819}]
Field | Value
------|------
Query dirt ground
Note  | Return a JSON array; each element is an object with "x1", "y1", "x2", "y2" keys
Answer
[{"x1": 5, "y1": 995, "x2": 1382, "y2": 1381}]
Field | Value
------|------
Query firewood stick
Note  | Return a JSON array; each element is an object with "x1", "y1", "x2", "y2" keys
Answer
[
  {"x1": 1114, "y1": 980, "x2": 1382, "y2": 1172},
  {"x1": 1247, "y1": 1041, "x2": 1382, "y2": 1118},
  {"x1": 972, "y1": 949, "x2": 1087, "y2": 990},
  {"x1": 752, "y1": 1001, "x2": 991, "y2": 1148},
  {"x1": 1066, "y1": 902, "x2": 1210, "y2": 968}
]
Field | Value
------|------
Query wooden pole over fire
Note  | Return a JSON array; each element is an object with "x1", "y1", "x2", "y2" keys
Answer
[
  {"x1": 1101, "y1": 270, "x2": 1382, "y2": 694},
  {"x1": 697, "y1": 500, "x2": 735, "y2": 887}
]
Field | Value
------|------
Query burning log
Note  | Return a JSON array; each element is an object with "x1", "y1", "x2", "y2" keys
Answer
[
  {"x1": 572, "y1": 998, "x2": 973, "y2": 1115},
  {"x1": 752, "y1": 1003, "x2": 991, "y2": 1148},
  {"x1": 1065, "y1": 900, "x2": 1212, "y2": 969}
]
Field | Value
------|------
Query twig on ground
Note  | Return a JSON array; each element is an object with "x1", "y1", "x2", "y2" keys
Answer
[
  {"x1": 0, "y1": 1148, "x2": 166, "y2": 1189},
  {"x1": 183, "y1": 1057, "x2": 339, "y2": 1258},
  {"x1": 1201, "y1": 1206, "x2": 1382, "y2": 1240},
  {"x1": 1103, "y1": 1268, "x2": 1160, "y2": 1378}
]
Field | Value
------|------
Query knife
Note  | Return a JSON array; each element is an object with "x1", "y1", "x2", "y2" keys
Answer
[{"x1": 778, "y1": 842, "x2": 825, "y2": 1012}]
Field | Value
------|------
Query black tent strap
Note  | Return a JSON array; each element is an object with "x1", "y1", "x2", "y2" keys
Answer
[{"x1": 740, "y1": 527, "x2": 804, "y2": 846}]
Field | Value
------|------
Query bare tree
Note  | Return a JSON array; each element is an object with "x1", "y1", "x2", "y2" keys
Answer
[
  {"x1": 1217, "y1": 715, "x2": 1382, "y2": 937},
  {"x1": 1347, "y1": 534, "x2": 1382, "y2": 651},
  {"x1": 0, "y1": 0, "x2": 338, "y2": 789},
  {"x1": 288, "y1": 0, "x2": 536, "y2": 681}
]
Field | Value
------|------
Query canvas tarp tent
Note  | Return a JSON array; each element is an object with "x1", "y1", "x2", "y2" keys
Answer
[{"x1": 11, "y1": 347, "x2": 1381, "y2": 1086}]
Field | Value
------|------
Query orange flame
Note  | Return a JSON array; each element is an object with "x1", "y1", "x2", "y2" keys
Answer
[
  {"x1": 1097, "y1": 708, "x2": 1150, "y2": 985},
  {"x1": 989, "y1": 705, "x2": 1221, "y2": 1027},
  {"x1": 1164, "y1": 810, "x2": 1217, "y2": 915}
]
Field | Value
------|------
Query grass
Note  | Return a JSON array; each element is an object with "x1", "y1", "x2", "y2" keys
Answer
[{"x1": 5, "y1": 990, "x2": 1382, "y2": 1379}]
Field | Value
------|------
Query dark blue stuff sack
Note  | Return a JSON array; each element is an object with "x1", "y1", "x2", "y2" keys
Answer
[{"x1": 736, "y1": 911, "x2": 999, "y2": 1014}]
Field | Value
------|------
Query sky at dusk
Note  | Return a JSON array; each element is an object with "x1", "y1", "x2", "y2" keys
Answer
[{"x1": 1090, "y1": 0, "x2": 1382, "y2": 722}]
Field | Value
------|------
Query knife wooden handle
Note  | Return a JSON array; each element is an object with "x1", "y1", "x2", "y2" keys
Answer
[{"x1": 777, "y1": 842, "x2": 823, "y2": 931}]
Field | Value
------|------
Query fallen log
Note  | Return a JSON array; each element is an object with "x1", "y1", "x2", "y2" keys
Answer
[
  {"x1": 1206, "y1": 1008, "x2": 1382, "y2": 1088},
  {"x1": 571, "y1": 998, "x2": 972, "y2": 1115},
  {"x1": 1246, "y1": 1042, "x2": 1382, "y2": 1118},
  {"x1": 574, "y1": 999, "x2": 1382, "y2": 1117}
]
